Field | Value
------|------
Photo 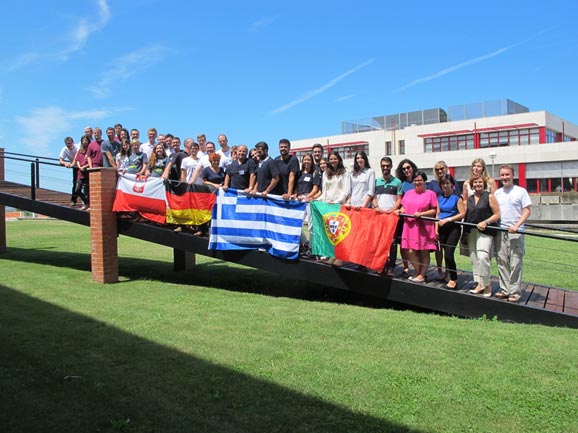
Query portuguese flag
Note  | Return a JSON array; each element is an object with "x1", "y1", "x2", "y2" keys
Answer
[{"x1": 310, "y1": 201, "x2": 399, "y2": 272}]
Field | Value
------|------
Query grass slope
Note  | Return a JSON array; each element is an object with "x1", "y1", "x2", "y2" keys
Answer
[{"x1": 1, "y1": 220, "x2": 577, "y2": 433}]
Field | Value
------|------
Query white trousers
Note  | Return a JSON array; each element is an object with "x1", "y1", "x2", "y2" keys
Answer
[{"x1": 468, "y1": 230, "x2": 494, "y2": 287}]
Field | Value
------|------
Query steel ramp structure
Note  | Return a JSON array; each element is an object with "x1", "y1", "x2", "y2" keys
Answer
[{"x1": 2, "y1": 179, "x2": 578, "y2": 329}]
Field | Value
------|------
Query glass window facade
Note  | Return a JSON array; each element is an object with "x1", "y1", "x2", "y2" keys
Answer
[
  {"x1": 424, "y1": 127, "x2": 544, "y2": 153},
  {"x1": 293, "y1": 143, "x2": 369, "y2": 162},
  {"x1": 424, "y1": 134, "x2": 474, "y2": 152},
  {"x1": 479, "y1": 128, "x2": 540, "y2": 147}
]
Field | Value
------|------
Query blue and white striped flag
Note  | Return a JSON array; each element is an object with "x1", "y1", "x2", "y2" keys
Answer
[{"x1": 208, "y1": 188, "x2": 306, "y2": 260}]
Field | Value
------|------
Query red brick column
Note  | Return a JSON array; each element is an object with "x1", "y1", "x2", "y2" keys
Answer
[
  {"x1": 89, "y1": 168, "x2": 118, "y2": 283},
  {"x1": 0, "y1": 148, "x2": 6, "y2": 253}
]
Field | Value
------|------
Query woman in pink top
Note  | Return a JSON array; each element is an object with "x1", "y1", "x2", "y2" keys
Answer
[{"x1": 396, "y1": 170, "x2": 438, "y2": 283}]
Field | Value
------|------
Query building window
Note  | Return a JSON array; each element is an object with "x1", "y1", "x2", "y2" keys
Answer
[
  {"x1": 479, "y1": 128, "x2": 540, "y2": 147},
  {"x1": 399, "y1": 140, "x2": 405, "y2": 155},
  {"x1": 386, "y1": 141, "x2": 392, "y2": 155},
  {"x1": 546, "y1": 129, "x2": 557, "y2": 143},
  {"x1": 423, "y1": 134, "x2": 474, "y2": 153},
  {"x1": 526, "y1": 177, "x2": 577, "y2": 193}
]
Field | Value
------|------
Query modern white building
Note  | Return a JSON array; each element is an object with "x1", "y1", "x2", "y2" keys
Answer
[{"x1": 291, "y1": 99, "x2": 578, "y2": 193}]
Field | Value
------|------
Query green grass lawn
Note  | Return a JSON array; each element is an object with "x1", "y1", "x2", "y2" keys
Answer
[
  {"x1": 1, "y1": 220, "x2": 578, "y2": 433},
  {"x1": 453, "y1": 232, "x2": 578, "y2": 291}
]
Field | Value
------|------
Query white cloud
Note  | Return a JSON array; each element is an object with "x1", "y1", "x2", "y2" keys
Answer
[
  {"x1": 60, "y1": 0, "x2": 112, "y2": 60},
  {"x1": 15, "y1": 105, "x2": 115, "y2": 153},
  {"x1": 272, "y1": 58, "x2": 375, "y2": 114},
  {"x1": 397, "y1": 44, "x2": 516, "y2": 92},
  {"x1": 88, "y1": 44, "x2": 166, "y2": 99},
  {"x1": 336, "y1": 94, "x2": 355, "y2": 102},
  {"x1": 2, "y1": 52, "x2": 39, "y2": 72},
  {"x1": 249, "y1": 16, "x2": 278, "y2": 33}
]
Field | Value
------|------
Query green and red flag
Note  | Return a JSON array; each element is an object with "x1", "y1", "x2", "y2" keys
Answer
[
  {"x1": 165, "y1": 182, "x2": 216, "y2": 226},
  {"x1": 310, "y1": 201, "x2": 398, "y2": 272}
]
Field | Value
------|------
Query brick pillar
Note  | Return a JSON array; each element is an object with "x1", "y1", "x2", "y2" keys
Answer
[
  {"x1": 89, "y1": 168, "x2": 118, "y2": 283},
  {"x1": 0, "y1": 148, "x2": 6, "y2": 253},
  {"x1": 173, "y1": 248, "x2": 196, "y2": 271}
]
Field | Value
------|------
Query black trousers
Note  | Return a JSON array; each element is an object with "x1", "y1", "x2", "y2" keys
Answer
[
  {"x1": 437, "y1": 222, "x2": 461, "y2": 281},
  {"x1": 70, "y1": 167, "x2": 79, "y2": 202}
]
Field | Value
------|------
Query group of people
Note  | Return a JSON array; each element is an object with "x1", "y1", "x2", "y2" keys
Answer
[
  {"x1": 59, "y1": 125, "x2": 262, "y2": 210},
  {"x1": 59, "y1": 129, "x2": 532, "y2": 302},
  {"x1": 391, "y1": 157, "x2": 531, "y2": 303}
]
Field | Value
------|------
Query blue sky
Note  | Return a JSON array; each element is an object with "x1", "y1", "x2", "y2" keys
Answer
[{"x1": 1, "y1": 0, "x2": 578, "y2": 170}]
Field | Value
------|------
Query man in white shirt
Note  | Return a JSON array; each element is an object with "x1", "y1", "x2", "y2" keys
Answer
[
  {"x1": 197, "y1": 133, "x2": 207, "y2": 158},
  {"x1": 59, "y1": 136, "x2": 79, "y2": 206},
  {"x1": 493, "y1": 164, "x2": 532, "y2": 303},
  {"x1": 217, "y1": 134, "x2": 232, "y2": 168},
  {"x1": 139, "y1": 128, "x2": 157, "y2": 158}
]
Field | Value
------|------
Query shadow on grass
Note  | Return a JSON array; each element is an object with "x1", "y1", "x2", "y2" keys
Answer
[
  {"x1": 2, "y1": 247, "x2": 407, "y2": 310},
  {"x1": 0, "y1": 284, "x2": 426, "y2": 433}
]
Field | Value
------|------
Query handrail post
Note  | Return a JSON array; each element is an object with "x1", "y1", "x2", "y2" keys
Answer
[
  {"x1": 30, "y1": 163, "x2": 36, "y2": 200},
  {"x1": 35, "y1": 158, "x2": 40, "y2": 188},
  {"x1": 0, "y1": 148, "x2": 6, "y2": 253}
]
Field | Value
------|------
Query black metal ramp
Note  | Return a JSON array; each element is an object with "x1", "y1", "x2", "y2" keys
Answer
[{"x1": 2, "y1": 181, "x2": 578, "y2": 329}]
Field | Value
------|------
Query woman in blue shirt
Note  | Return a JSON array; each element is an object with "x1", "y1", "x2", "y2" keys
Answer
[{"x1": 436, "y1": 174, "x2": 465, "y2": 289}]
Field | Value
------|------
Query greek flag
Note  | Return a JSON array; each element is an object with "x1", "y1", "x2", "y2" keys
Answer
[{"x1": 209, "y1": 188, "x2": 306, "y2": 260}]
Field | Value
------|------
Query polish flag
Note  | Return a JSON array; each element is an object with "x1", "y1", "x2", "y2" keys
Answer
[{"x1": 113, "y1": 173, "x2": 166, "y2": 223}]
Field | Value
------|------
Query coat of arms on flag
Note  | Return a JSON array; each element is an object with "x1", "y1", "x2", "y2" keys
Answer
[
  {"x1": 311, "y1": 201, "x2": 398, "y2": 272},
  {"x1": 323, "y1": 212, "x2": 351, "y2": 246}
]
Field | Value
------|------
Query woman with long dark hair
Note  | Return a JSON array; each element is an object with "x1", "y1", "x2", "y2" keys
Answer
[
  {"x1": 73, "y1": 135, "x2": 91, "y2": 210},
  {"x1": 436, "y1": 174, "x2": 465, "y2": 289},
  {"x1": 394, "y1": 158, "x2": 419, "y2": 277},
  {"x1": 319, "y1": 151, "x2": 350, "y2": 266},
  {"x1": 320, "y1": 151, "x2": 350, "y2": 204},
  {"x1": 146, "y1": 143, "x2": 169, "y2": 177},
  {"x1": 346, "y1": 151, "x2": 375, "y2": 209}
]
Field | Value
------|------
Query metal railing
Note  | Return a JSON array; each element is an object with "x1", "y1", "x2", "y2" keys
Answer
[{"x1": 0, "y1": 151, "x2": 62, "y2": 200}]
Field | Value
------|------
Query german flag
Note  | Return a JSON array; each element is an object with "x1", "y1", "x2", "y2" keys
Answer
[{"x1": 165, "y1": 182, "x2": 216, "y2": 226}]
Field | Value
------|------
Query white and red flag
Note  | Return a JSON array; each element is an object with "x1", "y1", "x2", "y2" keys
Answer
[{"x1": 112, "y1": 173, "x2": 166, "y2": 223}]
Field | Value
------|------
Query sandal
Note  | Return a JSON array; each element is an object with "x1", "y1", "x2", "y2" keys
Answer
[
  {"x1": 495, "y1": 291, "x2": 508, "y2": 299},
  {"x1": 469, "y1": 285, "x2": 484, "y2": 294},
  {"x1": 444, "y1": 281, "x2": 457, "y2": 290},
  {"x1": 508, "y1": 294, "x2": 521, "y2": 303}
]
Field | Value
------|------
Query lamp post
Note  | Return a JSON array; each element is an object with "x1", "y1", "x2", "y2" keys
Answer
[{"x1": 489, "y1": 151, "x2": 497, "y2": 178}]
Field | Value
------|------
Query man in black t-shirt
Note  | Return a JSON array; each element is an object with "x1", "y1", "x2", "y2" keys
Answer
[
  {"x1": 251, "y1": 141, "x2": 279, "y2": 196},
  {"x1": 223, "y1": 145, "x2": 256, "y2": 192},
  {"x1": 273, "y1": 138, "x2": 299, "y2": 199}
]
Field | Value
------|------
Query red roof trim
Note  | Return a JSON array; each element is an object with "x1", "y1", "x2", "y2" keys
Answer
[
  {"x1": 474, "y1": 123, "x2": 539, "y2": 133},
  {"x1": 292, "y1": 141, "x2": 368, "y2": 151},
  {"x1": 418, "y1": 129, "x2": 472, "y2": 138},
  {"x1": 418, "y1": 123, "x2": 540, "y2": 138}
]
